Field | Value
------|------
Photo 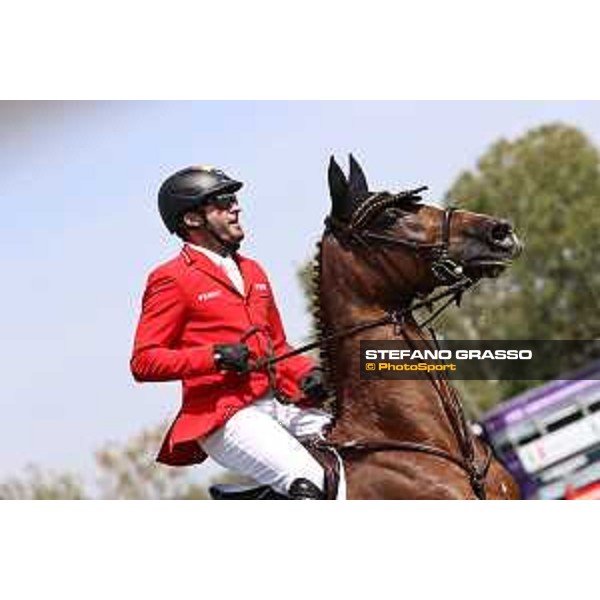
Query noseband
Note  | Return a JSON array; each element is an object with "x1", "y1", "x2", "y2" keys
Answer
[{"x1": 324, "y1": 188, "x2": 465, "y2": 286}]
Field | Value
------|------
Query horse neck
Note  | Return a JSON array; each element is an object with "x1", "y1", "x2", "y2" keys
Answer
[{"x1": 317, "y1": 238, "x2": 463, "y2": 452}]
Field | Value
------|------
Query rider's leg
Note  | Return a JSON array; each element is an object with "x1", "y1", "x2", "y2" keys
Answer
[
  {"x1": 262, "y1": 398, "x2": 332, "y2": 439},
  {"x1": 198, "y1": 400, "x2": 325, "y2": 496},
  {"x1": 265, "y1": 399, "x2": 346, "y2": 500}
]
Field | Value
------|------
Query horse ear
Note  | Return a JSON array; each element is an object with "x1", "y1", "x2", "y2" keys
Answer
[
  {"x1": 348, "y1": 153, "x2": 368, "y2": 197},
  {"x1": 328, "y1": 155, "x2": 350, "y2": 219}
]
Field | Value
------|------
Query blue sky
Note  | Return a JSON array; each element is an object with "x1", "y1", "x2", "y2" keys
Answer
[{"x1": 2, "y1": 101, "x2": 600, "y2": 484}]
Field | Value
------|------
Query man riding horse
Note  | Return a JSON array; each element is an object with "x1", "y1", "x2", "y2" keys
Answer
[
  {"x1": 130, "y1": 165, "x2": 334, "y2": 499},
  {"x1": 131, "y1": 158, "x2": 522, "y2": 499}
]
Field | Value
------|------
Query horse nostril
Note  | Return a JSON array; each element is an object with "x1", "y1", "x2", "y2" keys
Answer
[{"x1": 489, "y1": 221, "x2": 512, "y2": 243}]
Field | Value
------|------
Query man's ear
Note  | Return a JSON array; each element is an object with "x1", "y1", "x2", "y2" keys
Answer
[{"x1": 182, "y1": 211, "x2": 203, "y2": 229}]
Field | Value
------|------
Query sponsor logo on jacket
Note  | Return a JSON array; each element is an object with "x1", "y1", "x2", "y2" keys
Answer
[{"x1": 198, "y1": 290, "x2": 222, "y2": 302}]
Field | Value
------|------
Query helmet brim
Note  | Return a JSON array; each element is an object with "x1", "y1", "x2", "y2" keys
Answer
[{"x1": 203, "y1": 179, "x2": 243, "y2": 199}]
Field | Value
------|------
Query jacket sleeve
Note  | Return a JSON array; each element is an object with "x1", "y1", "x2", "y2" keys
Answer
[
  {"x1": 265, "y1": 279, "x2": 316, "y2": 386},
  {"x1": 130, "y1": 270, "x2": 216, "y2": 382}
]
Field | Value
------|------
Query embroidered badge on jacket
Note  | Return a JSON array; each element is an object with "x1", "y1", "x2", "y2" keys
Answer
[{"x1": 198, "y1": 290, "x2": 222, "y2": 302}]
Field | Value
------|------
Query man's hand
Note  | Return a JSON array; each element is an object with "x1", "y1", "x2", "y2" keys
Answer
[
  {"x1": 300, "y1": 368, "x2": 329, "y2": 402},
  {"x1": 214, "y1": 343, "x2": 250, "y2": 373}
]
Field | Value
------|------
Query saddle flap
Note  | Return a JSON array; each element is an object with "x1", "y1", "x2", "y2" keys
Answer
[{"x1": 302, "y1": 439, "x2": 341, "y2": 500}]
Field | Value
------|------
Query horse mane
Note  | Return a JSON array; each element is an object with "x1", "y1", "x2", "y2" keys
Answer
[
  {"x1": 310, "y1": 186, "x2": 428, "y2": 421},
  {"x1": 310, "y1": 236, "x2": 338, "y2": 418}
]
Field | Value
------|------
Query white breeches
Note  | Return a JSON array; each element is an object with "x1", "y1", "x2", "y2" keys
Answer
[{"x1": 198, "y1": 397, "x2": 332, "y2": 495}]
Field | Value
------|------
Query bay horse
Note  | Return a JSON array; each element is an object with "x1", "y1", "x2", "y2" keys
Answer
[
  {"x1": 309, "y1": 155, "x2": 522, "y2": 499},
  {"x1": 210, "y1": 155, "x2": 522, "y2": 500}
]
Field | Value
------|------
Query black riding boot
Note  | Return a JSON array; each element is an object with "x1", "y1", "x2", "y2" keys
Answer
[{"x1": 288, "y1": 478, "x2": 326, "y2": 500}]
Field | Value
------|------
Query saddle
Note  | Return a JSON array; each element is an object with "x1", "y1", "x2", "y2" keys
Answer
[{"x1": 209, "y1": 439, "x2": 341, "y2": 500}]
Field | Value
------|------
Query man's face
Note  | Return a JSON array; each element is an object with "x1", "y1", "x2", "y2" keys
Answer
[{"x1": 203, "y1": 194, "x2": 245, "y2": 245}]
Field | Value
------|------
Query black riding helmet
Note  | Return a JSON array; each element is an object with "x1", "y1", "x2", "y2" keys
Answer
[{"x1": 158, "y1": 165, "x2": 243, "y2": 234}]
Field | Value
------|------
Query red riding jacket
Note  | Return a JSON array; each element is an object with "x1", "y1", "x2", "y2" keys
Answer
[{"x1": 130, "y1": 245, "x2": 315, "y2": 466}]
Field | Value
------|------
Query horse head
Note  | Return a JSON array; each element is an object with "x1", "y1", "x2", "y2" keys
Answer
[{"x1": 322, "y1": 154, "x2": 521, "y2": 309}]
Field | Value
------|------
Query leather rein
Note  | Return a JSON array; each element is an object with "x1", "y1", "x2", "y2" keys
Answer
[{"x1": 251, "y1": 189, "x2": 493, "y2": 499}]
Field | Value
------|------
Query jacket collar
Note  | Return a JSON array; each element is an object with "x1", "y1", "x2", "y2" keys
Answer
[{"x1": 181, "y1": 244, "x2": 252, "y2": 297}]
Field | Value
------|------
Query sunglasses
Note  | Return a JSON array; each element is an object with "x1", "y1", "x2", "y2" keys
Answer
[{"x1": 209, "y1": 193, "x2": 239, "y2": 210}]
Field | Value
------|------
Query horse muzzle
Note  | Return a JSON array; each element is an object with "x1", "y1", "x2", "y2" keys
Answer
[
  {"x1": 461, "y1": 220, "x2": 522, "y2": 279},
  {"x1": 487, "y1": 220, "x2": 522, "y2": 257}
]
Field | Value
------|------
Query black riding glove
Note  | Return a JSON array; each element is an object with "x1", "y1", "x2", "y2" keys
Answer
[
  {"x1": 299, "y1": 368, "x2": 329, "y2": 402},
  {"x1": 214, "y1": 343, "x2": 250, "y2": 373}
]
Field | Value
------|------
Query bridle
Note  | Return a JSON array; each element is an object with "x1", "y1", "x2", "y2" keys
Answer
[
  {"x1": 250, "y1": 189, "x2": 493, "y2": 498},
  {"x1": 322, "y1": 189, "x2": 492, "y2": 498},
  {"x1": 324, "y1": 188, "x2": 466, "y2": 287},
  {"x1": 251, "y1": 188, "x2": 473, "y2": 368}
]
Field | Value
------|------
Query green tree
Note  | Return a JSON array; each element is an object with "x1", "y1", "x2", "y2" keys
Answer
[
  {"x1": 439, "y1": 123, "x2": 600, "y2": 411},
  {"x1": 297, "y1": 123, "x2": 600, "y2": 415},
  {"x1": 0, "y1": 465, "x2": 87, "y2": 499},
  {"x1": 95, "y1": 424, "x2": 210, "y2": 499},
  {"x1": 1, "y1": 424, "x2": 247, "y2": 499}
]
